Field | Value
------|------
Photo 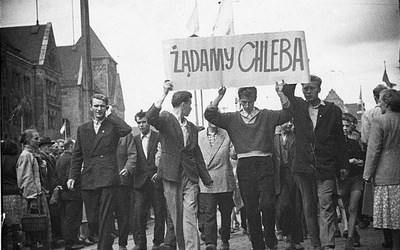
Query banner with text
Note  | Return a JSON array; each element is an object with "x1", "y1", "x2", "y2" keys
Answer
[{"x1": 163, "y1": 31, "x2": 310, "y2": 90}]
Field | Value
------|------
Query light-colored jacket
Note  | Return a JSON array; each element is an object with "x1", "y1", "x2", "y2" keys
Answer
[
  {"x1": 364, "y1": 111, "x2": 400, "y2": 185},
  {"x1": 17, "y1": 145, "x2": 43, "y2": 199},
  {"x1": 198, "y1": 128, "x2": 236, "y2": 193}
]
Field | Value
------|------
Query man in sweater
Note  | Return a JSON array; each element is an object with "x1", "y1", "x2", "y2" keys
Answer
[
  {"x1": 204, "y1": 82, "x2": 292, "y2": 250},
  {"x1": 281, "y1": 75, "x2": 346, "y2": 250}
]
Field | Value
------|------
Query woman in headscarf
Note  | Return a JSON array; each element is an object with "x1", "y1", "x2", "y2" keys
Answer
[
  {"x1": 364, "y1": 89, "x2": 400, "y2": 250},
  {"x1": 17, "y1": 129, "x2": 52, "y2": 249}
]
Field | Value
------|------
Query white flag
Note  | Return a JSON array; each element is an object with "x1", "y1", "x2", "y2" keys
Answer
[
  {"x1": 212, "y1": 0, "x2": 234, "y2": 36},
  {"x1": 186, "y1": 0, "x2": 200, "y2": 36},
  {"x1": 60, "y1": 120, "x2": 66, "y2": 134},
  {"x1": 77, "y1": 56, "x2": 83, "y2": 85}
]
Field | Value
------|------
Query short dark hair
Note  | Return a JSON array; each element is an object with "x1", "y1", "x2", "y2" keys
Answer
[
  {"x1": 342, "y1": 113, "x2": 353, "y2": 124},
  {"x1": 238, "y1": 87, "x2": 257, "y2": 100},
  {"x1": 373, "y1": 84, "x2": 388, "y2": 100},
  {"x1": 342, "y1": 112, "x2": 357, "y2": 125},
  {"x1": 380, "y1": 89, "x2": 400, "y2": 112},
  {"x1": 310, "y1": 75, "x2": 322, "y2": 88},
  {"x1": 171, "y1": 91, "x2": 192, "y2": 108},
  {"x1": 90, "y1": 93, "x2": 109, "y2": 106},
  {"x1": 135, "y1": 110, "x2": 147, "y2": 122}
]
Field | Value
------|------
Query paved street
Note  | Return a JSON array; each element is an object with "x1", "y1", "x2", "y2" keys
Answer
[{"x1": 56, "y1": 220, "x2": 386, "y2": 250}]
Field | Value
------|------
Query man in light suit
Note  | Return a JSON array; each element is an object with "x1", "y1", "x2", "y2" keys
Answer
[
  {"x1": 67, "y1": 93, "x2": 132, "y2": 250},
  {"x1": 132, "y1": 110, "x2": 165, "y2": 250},
  {"x1": 198, "y1": 122, "x2": 236, "y2": 250},
  {"x1": 147, "y1": 80, "x2": 213, "y2": 250}
]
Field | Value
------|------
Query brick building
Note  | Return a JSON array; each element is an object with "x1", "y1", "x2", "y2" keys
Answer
[
  {"x1": 58, "y1": 28, "x2": 126, "y2": 140},
  {"x1": 1, "y1": 23, "x2": 63, "y2": 141}
]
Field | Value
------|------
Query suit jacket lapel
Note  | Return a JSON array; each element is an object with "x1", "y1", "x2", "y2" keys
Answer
[
  {"x1": 91, "y1": 120, "x2": 108, "y2": 155},
  {"x1": 172, "y1": 116, "x2": 185, "y2": 148},
  {"x1": 208, "y1": 132, "x2": 224, "y2": 163},
  {"x1": 147, "y1": 131, "x2": 157, "y2": 162}
]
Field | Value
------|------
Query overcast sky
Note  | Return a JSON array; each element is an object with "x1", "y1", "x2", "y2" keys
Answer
[{"x1": 1, "y1": 0, "x2": 399, "y2": 126}]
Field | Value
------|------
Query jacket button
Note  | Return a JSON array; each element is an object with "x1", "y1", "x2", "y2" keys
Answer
[{"x1": 100, "y1": 155, "x2": 103, "y2": 158}]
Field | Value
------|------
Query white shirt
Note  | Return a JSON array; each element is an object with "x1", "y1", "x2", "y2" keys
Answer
[
  {"x1": 308, "y1": 100, "x2": 325, "y2": 130},
  {"x1": 141, "y1": 130, "x2": 151, "y2": 158},
  {"x1": 93, "y1": 118, "x2": 105, "y2": 134},
  {"x1": 173, "y1": 113, "x2": 189, "y2": 147}
]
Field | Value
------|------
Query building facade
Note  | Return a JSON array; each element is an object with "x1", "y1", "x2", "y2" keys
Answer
[{"x1": 1, "y1": 23, "x2": 63, "y2": 141}]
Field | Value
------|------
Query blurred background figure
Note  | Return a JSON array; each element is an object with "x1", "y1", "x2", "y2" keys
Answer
[
  {"x1": 1, "y1": 139, "x2": 23, "y2": 249},
  {"x1": 17, "y1": 129, "x2": 52, "y2": 249},
  {"x1": 364, "y1": 89, "x2": 400, "y2": 250}
]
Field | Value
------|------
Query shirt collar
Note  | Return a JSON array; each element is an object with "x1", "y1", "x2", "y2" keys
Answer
[
  {"x1": 92, "y1": 118, "x2": 105, "y2": 125},
  {"x1": 141, "y1": 130, "x2": 151, "y2": 139},
  {"x1": 309, "y1": 100, "x2": 325, "y2": 109},
  {"x1": 240, "y1": 107, "x2": 260, "y2": 118},
  {"x1": 173, "y1": 113, "x2": 187, "y2": 127}
]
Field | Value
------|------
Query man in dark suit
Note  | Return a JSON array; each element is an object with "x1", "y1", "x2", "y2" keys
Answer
[
  {"x1": 67, "y1": 93, "x2": 132, "y2": 250},
  {"x1": 147, "y1": 80, "x2": 213, "y2": 250},
  {"x1": 115, "y1": 133, "x2": 136, "y2": 250},
  {"x1": 132, "y1": 110, "x2": 165, "y2": 250},
  {"x1": 53, "y1": 139, "x2": 85, "y2": 250}
]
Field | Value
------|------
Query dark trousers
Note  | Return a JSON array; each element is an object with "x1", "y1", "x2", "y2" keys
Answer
[
  {"x1": 115, "y1": 185, "x2": 131, "y2": 247},
  {"x1": 237, "y1": 156, "x2": 276, "y2": 250},
  {"x1": 275, "y1": 168, "x2": 304, "y2": 243},
  {"x1": 60, "y1": 199, "x2": 83, "y2": 246},
  {"x1": 133, "y1": 179, "x2": 166, "y2": 247},
  {"x1": 82, "y1": 186, "x2": 117, "y2": 250},
  {"x1": 199, "y1": 192, "x2": 234, "y2": 245}
]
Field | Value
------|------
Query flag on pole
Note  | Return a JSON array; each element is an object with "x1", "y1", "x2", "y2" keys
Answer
[
  {"x1": 186, "y1": 0, "x2": 200, "y2": 36},
  {"x1": 60, "y1": 119, "x2": 66, "y2": 134},
  {"x1": 77, "y1": 56, "x2": 83, "y2": 85},
  {"x1": 212, "y1": 0, "x2": 235, "y2": 36},
  {"x1": 382, "y1": 69, "x2": 396, "y2": 88},
  {"x1": 7, "y1": 103, "x2": 22, "y2": 121}
]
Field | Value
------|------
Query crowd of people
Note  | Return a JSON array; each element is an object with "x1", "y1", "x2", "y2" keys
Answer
[{"x1": 1, "y1": 77, "x2": 400, "y2": 250}]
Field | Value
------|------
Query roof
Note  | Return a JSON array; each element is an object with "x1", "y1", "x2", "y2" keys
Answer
[
  {"x1": 58, "y1": 27, "x2": 116, "y2": 81},
  {"x1": 0, "y1": 24, "x2": 47, "y2": 64}
]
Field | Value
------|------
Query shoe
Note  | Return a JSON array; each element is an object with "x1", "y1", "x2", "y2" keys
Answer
[
  {"x1": 294, "y1": 243, "x2": 304, "y2": 250},
  {"x1": 65, "y1": 244, "x2": 85, "y2": 250},
  {"x1": 358, "y1": 218, "x2": 370, "y2": 229},
  {"x1": 333, "y1": 229, "x2": 341, "y2": 238},
  {"x1": 119, "y1": 246, "x2": 128, "y2": 250},
  {"x1": 158, "y1": 243, "x2": 175, "y2": 250},
  {"x1": 220, "y1": 241, "x2": 229, "y2": 250},
  {"x1": 79, "y1": 237, "x2": 94, "y2": 246},
  {"x1": 344, "y1": 237, "x2": 354, "y2": 250},
  {"x1": 88, "y1": 236, "x2": 99, "y2": 243},
  {"x1": 152, "y1": 244, "x2": 161, "y2": 250},
  {"x1": 206, "y1": 243, "x2": 217, "y2": 250},
  {"x1": 343, "y1": 229, "x2": 348, "y2": 238},
  {"x1": 353, "y1": 230, "x2": 361, "y2": 247}
]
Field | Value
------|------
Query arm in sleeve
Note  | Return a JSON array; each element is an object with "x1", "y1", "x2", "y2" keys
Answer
[
  {"x1": 107, "y1": 112, "x2": 132, "y2": 137},
  {"x1": 363, "y1": 119, "x2": 383, "y2": 181},
  {"x1": 69, "y1": 128, "x2": 83, "y2": 181},
  {"x1": 195, "y1": 144, "x2": 213, "y2": 186},
  {"x1": 17, "y1": 154, "x2": 38, "y2": 199},
  {"x1": 125, "y1": 133, "x2": 137, "y2": 175},
  {"x1": 204, "y1": 106, "x2": 230, "y2": 130},
  {"x1": 146, "y1": 104, "x2": 164, "y2": 131}
]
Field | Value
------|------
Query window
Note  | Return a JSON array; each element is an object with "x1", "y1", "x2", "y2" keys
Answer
[
  {"x1": 24, "y1": 76, "x2": 31, "y2": 94},
  {"x1": 48, "y1": 109, "x2": 57, "y2": 130}
]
